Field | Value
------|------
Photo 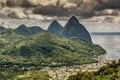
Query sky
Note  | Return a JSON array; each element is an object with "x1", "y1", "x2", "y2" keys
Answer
[{"x1": 0, "y1": 0, "x2": 120, "y2": 19}]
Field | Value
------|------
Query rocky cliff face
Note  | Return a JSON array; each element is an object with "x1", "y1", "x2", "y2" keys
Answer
[
  {"x1": 61, "y1": 16, "x2": 92, "y2": 42},
  {"x1": 47, "y1": 20, "x2": 63, "y2": 35}
]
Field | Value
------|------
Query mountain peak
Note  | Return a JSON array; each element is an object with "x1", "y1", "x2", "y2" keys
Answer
[
  {"x1": 16, "y1": 25, "x2": 44, "y2": 36},
  {"x1": 47, "y1": 20, "x2": 63, "y2": 35},
  {"x1": 18, "y1": 24, "x2": 27, "y2": 28},
  {"x1": 61, "y1": 16, "x2": 92, "y2": 42},
  {"x1": 30, "y1": 26, "x2": 41, "y2": 29},
  {"x1": 53, "y1": 20, "x2": 57, "y2": 23},
  {"x1": 69, "y1": 16, "x2": 79, "y2": 23},
  {"x1": 71, "y1": 16, "x2": 77, "y2": 20}
]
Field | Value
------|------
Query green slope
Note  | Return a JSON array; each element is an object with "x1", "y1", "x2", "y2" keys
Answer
[
  {"x1": 0, "y1": 29, "x2": 25, "y2": 52},
  {"x1": 0, "y1": 28, "x2": 24, "y2": 41},
  {"x1": 1, "y1": 32, "x2": 106, "y2": 66}
]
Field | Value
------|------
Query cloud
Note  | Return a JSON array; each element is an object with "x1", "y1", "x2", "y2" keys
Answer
[
  {"x1": 96, "y1": 0, "x2": 120, "y2": 10},
  {"x1": 33, "y1": 5, "x2": 70, "y2": 17},
  {"x1": 6, "y1": 0, "x2": 58, "y2": 7},
  {"x1": 95, "y1": 9, "x2": 120, "y2": 16},
  {"x1": 8, "y1": 8, "x2": 27, "y2": 19},
  {"x1": 0, "y1": 0, "x2": 119, "y2": 19},
  {"x1": 77, "y1": 0, "x2": 98, "y2": 18}
]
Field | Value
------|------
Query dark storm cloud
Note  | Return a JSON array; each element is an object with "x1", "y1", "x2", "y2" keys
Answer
[
  {"x1": 6, "y1": 0, "x2": 39, "y2": 7},
  {"x1": 95, "y1": 0, "x2": 120, "y2": 10},
  {"x1": 33, "y1": 5, "x2": 70, "y2": 17},
  {"x1": 0, "y1": 0, "x2": 120, "y2": 18},
  {"x1": 32, "y1": 0, "x2": 120, "y2": 18},
  {"x1": 6, "y1": 0, "x2": 59, "y2": 7}
]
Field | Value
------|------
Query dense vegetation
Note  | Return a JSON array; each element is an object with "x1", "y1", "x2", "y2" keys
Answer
[
  {"x1": 68, "y1": 59, "x2": 120, "y2": 80},
  {"x1": 0, "y1": 30, "x2": 106, "y2": 67},
  {"x1": 0, "y1": 25, "x2": 106, "y2": 79},
  {"x1": 0, "y1": 65, "x2": 49, "y2": 80}
]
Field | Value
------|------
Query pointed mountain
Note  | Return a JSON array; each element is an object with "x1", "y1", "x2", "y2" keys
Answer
[
  {"x1": 47, "y1": 20, "x2": 63, "y2": 35},
  {"x1": 16, "y1": 24, "x2": 44, "y2": 36},
  {"x1": 61, "y1": 16, "x2": 92, "y2": 42}
]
